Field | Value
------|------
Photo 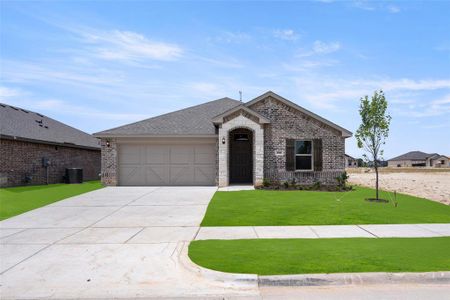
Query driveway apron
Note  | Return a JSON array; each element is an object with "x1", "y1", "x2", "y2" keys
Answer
[{"x1": 0, "y1": 186, "x2": 258, "y2": 299}]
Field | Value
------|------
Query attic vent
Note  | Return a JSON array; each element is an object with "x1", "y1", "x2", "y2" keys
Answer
[{"x1": 35, "y1": 119, "x2": 43, "y2": 124}]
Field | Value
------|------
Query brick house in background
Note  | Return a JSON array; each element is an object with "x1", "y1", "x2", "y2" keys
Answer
[
  {"x1": 0, "y1": 103, "x2": 101, "y2": 187},
  {"x1": 94, "y1": 91, "x2": 352, "y2": 187},
  {"x1": 388, "y1": 151, "x2": 450, "y2": 168},
  {"x1": 345, "y1": 154, "x2": 357, "y2": 168}
]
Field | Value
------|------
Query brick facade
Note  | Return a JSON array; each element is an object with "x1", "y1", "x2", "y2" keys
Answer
[
  {"x1": 0, "y1": 139, "x2": 100, "y2": 187},
  {"x1": 100, "y1": 138, "x2": 118, "y2": 186},
  {"x1": 249, "y1": 95, "x2": 345, "y2": 185},
  {"x1": 98, "y1": 95, "x2": 346, "y2": 187}
]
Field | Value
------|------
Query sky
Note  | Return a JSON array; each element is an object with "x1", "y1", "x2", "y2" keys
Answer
[{"x1": 1, "y1": 0, "x2": 449, "y2": 159}]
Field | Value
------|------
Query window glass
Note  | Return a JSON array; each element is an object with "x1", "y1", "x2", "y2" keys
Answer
[
  {"x1": 295, "y1": 141, "x2": 312, "y2": 154},
  {"x1": 296, "y1": 156, "x2": 312, "y2": 170}
]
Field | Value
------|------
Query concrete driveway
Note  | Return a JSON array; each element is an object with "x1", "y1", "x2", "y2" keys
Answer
[{"x1": 0, "y1": 186, "x2": 258, "y2": 299}]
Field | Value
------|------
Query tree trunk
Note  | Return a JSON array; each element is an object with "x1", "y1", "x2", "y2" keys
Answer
[{"x1": 374, "y1": 161, "x2": 379, "y2": 200}]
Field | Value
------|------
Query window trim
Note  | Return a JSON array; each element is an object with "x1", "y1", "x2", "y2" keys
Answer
[{"x1": 294, "y1": 139, "x2": 314, "y2": 171}]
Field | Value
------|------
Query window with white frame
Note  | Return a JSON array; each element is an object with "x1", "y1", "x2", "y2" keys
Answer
[{"x1": 295, "y1": 140, "x2": 313, "y2": 171}]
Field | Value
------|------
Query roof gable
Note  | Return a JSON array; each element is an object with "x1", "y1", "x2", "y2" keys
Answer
[
  {"x1": 245, "y1": 91, "x2": 352, "y2": 138},
  {"x1": 0, "y1": 103, "x2": 100, "y2": 149},
  {"x1": 212, "y1": 104, "x2": 270, "y2": 124}
]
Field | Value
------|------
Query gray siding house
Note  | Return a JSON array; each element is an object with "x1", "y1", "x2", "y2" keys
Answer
[{"x1": 94, "y1": 91, "x2": 352, "y2": 187}]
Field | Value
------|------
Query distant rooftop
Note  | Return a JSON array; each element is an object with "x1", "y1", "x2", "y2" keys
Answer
[
  {"x1": 388, "y1": 151, "x2": 440, "y2": 161},
  {"x1": 0, "y1": 103, "x2": 100, "y2": 149}
]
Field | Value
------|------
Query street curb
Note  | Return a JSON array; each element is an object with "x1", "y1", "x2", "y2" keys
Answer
[
  {"x1": 258, "y1": 271, "x2": 450, "y2": 287},
  {"x1": 178, "y1": 242, "x2": 258, "y2": 289}
]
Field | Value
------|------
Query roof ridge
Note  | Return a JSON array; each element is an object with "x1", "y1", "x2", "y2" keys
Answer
[{"x1": 94, "y1": 97, "x2": 240, "y2": 135}]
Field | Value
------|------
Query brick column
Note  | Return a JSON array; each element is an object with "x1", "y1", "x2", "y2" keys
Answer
[{"x1": 100, "y1": 138, "x2": 118, "y2": 186}]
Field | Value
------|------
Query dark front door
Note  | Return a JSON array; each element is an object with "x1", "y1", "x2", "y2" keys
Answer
[{"x1": 229, "y1": 129, "x2": 253, "y2": 184}]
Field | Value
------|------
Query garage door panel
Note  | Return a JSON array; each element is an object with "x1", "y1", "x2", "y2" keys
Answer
[
  {"x1": 195, "y1": 166, "x2": 216, "y2": 185},
  {"x1": 118, "y1": 142, "x2": 216, "y2": 186},
  {"x1": 195, "y1": 145, "x2": 216, "y2": 164},
  {"x1": 170, "y1": 165, "x2": 195, "y2": 185},
  {"x1": 170, "y1": 146, "x2": 194, "y2": 164},
  {"x1": 119, "y1": 166, "x2": 146, "y2": 186},
  {"x1": 119, "y1": 145, "x2": 141, "y2": 164},
  {"x1": 144, "y1": 145, "x2": 169, "y2": 164},
  {"x1": 145, "y1": 165, "x2": 169, "y2": 185}
]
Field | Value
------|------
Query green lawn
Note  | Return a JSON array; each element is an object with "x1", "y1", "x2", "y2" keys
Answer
[
  {"x1": 189, "y1": 237, "x2": 450, "y2": 275},
  {"x1": 201, "y1": 187, "x2": 450, "y2": 226},
  {"x1": 0, "y1": 181, "x2": 103, "y2": 220}
]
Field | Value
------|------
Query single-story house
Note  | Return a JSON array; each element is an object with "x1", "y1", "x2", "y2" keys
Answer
[
  {"x1": 344, "y1": 154, "x2": 357, "y2": 168},
  {"x1": 0, "y1": 103, "x2": 101, "y2": 187},
  {"x1": 387, "y1": 151, "x2": 449, "y2": 168},
  {"x1": 94, "y1": 91, "x2": 352, "y2": 187}
]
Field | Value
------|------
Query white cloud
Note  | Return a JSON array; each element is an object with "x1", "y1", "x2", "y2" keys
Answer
[
  {"x1": 1, "y1": 59, "x2": 125, "y2": 87},
  {"x1": 395, "y1": 94, "x2": 450, "y2": 118},
  {"x1": 352, "y1": 1, "x2": 375, "y2": 11},
  {"x1": 0, "y1": 86, "x2": 23, "y2": 99},
  {"x1": 387, "y1": 5, "x2": 401, "y2": 13},
  {"x1": 212, "y1": 31, "x2": 251, "y2": 44},
  {"x1": 273, "y1": 29, "x2": 300, "y2": 41},
  {"x1": 81, "y1": 29, "x2": 183, "y2": 62},
  {"x1": 291, "y1": 76, "x2": 450, "y2": 113},
  {"x1": 312, "y1": 40, "x2": 341, "y2": 54},
  {"x1": 296, "y1": 40, "x2": 342, "y2": 57}
]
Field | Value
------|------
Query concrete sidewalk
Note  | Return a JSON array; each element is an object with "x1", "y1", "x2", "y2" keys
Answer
[{"x1": 196, "y1": 223, "x2": 450, "y2": 240}]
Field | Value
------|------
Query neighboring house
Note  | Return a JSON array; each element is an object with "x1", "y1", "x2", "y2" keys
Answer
[
  {"x1": 94, "y1": 91, "x2": 352, "y2": 187},
  {"x1": 345, "y1": 154, "x2": 357, "y2": 168},
  {"x1": 388, "y1": 151, "x2": 449, "y2": 168},
  {"x1": 0, "y1": 103, "x2": 101, "y2": 187},
  {"x1": 368, "y1": 160, "x2": 388, "y2": 168}
]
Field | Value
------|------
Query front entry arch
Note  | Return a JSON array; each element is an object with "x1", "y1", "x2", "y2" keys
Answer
[{"x1": 229, "y1": 128, "x2": 253, "y2": 184}]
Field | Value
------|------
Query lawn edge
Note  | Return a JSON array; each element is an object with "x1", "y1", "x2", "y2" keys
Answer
[{"x1": 185, "y1": 241, "x2": 450, "y2": 287}]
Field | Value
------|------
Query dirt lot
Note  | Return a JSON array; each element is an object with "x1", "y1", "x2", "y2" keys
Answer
[{"x1": 347, "y1": 168, "x2": 450, "y2": 205}]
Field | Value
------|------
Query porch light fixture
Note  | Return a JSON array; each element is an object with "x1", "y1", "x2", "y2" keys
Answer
[
  {"x1": 106, "y1": 140, "x2": 111, "y2": 147},
  {"x1": 222, "y1": 137, "x2": 226, "y2": 144}
]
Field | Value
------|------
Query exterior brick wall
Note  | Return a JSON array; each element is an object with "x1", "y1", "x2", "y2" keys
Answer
[
  {"x1": 100, "y1": 138, "x2": 118, "y2": 186},
  {"x1": 97, "y1": 96, "x2": 347, "y2": 187},
  {"x1": 0, "y1": 138, "x2": 100, "y2": 187},
  {"x1": 249, "y1": 96, "x2": 345, "y2": 185}
]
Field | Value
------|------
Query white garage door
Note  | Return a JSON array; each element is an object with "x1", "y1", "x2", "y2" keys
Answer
[{"x1": 118, "y1": 142, "x2": 216, "y2": 186}]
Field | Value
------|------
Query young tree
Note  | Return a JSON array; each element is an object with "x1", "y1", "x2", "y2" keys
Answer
[{"x1": 355, "y1": 90, "x2": 391, "y2": 200}]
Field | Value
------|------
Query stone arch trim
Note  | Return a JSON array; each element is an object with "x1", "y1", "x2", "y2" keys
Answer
[{"x1": 218, "y1": 114, "x2": 264, "y2": 187}]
